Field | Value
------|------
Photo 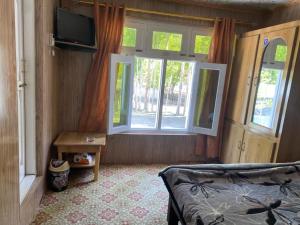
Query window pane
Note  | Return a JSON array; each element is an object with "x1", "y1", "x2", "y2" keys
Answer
[
  {"x1": 122, "y1": 27, "x2": 137, "y2": 47},
  {"x1": 274, "y1": 45, "x2": 287, "y2": 62},
  {"x1": 131, "y1": 57, "x2": 163, "y2": 128},
  {"x1": 152, "y1": 31, "x2": 182, "y2": 52},
  {"x1": 252, "y1": 68, "x2": 282, "y2": 128},
  {"x1": 113, "y1": 63, "x2": 131, "y2": 127},
  {"x1": 194, "y1": 35, "x2": 211, "y2": 54},
  {"x1": 161, "y1": 60, "x2": 194, "y2": 129},
  {"x1": 193, "y1": 69, "x2": 219, "y2": 129}
]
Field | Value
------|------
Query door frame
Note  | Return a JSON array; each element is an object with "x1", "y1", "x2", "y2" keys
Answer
[{"x1": 15, "y1": 0, "x2": 37, "y2": 202}]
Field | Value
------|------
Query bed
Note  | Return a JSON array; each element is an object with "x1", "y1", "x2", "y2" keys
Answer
[{"x1": 159, "y1": 162, "x2": 300, "y2": 225}]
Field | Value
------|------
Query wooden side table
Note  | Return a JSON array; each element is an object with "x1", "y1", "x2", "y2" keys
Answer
[{"x1": 54, "y1": 132, "x2": 106, "y2": 181}]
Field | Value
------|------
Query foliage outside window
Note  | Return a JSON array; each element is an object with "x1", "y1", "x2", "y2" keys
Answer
[
  {"x1": 161, "y1": 60, "x2": 193, "y2": 129},
  {"x1": 194, "y1": 35, "x2": 212, "y2": 54},
  {"x1": 274, "y1": 45, "x2": 287, "y2": 62},
  {"x1": 122, "y1": 27, "x2": 137, "y2": 47},
  {"x1": 152, "y1": 31, "x2": 182, "y2": 52},
  {"x1": 131, "y1": 57, "x2": 162, "y2": 128}
]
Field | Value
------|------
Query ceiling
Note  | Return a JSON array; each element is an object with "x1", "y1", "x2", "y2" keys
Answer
[{"x1": 163, "y1": 0, "x2": 299, "y2": 11}]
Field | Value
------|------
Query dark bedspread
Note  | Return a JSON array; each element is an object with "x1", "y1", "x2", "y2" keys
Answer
[{"x1": 159, "y1": 162, "x2": 300, "y2": 225}]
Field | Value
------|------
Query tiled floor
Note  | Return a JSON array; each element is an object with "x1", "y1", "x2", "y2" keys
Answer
[{"x1": 31, "y1": 165, "x2": 169, "y2": 225}]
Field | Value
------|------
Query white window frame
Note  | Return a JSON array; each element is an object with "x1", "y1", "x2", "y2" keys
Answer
[
  {"x1": 145, "y1": 23, "x2": 189, "y2": 58},
  {"x1": 189, "y1": 29, "x2": 213, "y2": 61},
  {"x1": 108, "y1": 54, "x2": 135, "y2": 134},
  {"x1": 109, "y1": 19, "x2": 227, "y2": 136},
  {"x1": 108, "y1": 54, "x2": 227, "y2": 136},
  {"x1": 122, "y1": 19, "x2": 213, "y2": 61},
  {"x1": 15, "y1": 0, "x2": 37, "y2": 203},
  {"x1": 155, "y1": 58, "x2": 195, "y2": 133},
  {"x1": 15, "y1": 0, "x2": 26, "y2": 183},
  {"x1": 129, "y1": 58, "x2": 196, "y2": 133},
  {"x1": 121, "y1": 20, "x2": 146, "y2": 55},
  {"x1": 189, "y1": 63, "x2": 227, "y2": 136}
]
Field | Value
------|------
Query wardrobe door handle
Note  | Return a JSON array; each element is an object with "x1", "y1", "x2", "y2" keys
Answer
[
  {"x1": 241, "y1": 142, "x2": 246, "y2": 152},
  {"x1": 237, "y1": 140, "x2": 242, "y2": 150}
]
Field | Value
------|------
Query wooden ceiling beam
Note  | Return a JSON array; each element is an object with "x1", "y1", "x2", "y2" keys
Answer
[
  {"x1": 77, "y1": 0, "x2": 256, "y2": 27},
  {"x1": 160, "y1": 0, "x2": 271, "y2": 15}
]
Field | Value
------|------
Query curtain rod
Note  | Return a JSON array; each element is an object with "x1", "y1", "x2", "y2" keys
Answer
[{"x1": 77, "y1": 0, "x2": 255, "y2": 27}]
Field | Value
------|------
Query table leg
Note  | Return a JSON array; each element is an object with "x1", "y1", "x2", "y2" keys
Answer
[
  {"x1": 58, "y1": 151, "x2": 63, "y2": 160},
  {"x1": 94, "y1": 148, "x2": 101, "y2": 181}
]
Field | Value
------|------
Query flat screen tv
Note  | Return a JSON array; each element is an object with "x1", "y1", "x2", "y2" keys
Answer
[{"x1": 55, "y1": 8, "x2": 95, "y2": 46}]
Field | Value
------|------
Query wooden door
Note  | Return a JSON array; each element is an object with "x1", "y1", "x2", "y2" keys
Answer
[
  {"x1": 247, "y1": 27, "x2": 297, "y2": 135},
  {"x1": 220, "y1": 121, "x2": 244, "y2": 163},
  {"x1": 240, "y1": 130, "x2": 276, "y2": 163},
  {"x1": 226, "y1": 35, "x2": 259, "y2": 124}
]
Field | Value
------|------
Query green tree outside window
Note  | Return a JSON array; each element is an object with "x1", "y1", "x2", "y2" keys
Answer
[
  {"x1": 122, "y1": 27, "x2": 137, "y2": 47},
  {"x1": 275, "y1": 45, "x2": 287, "y2": 62},
  {"x1": 194, "y1": 35, "x2": 212, "y2": 55},
  {"x1": 152, "y1": 31, "x2": 182, "y2": 52}
]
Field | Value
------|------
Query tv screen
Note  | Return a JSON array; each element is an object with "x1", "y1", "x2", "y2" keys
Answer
[{"x1": 55, "y1": 8, "x2": 95, "y2": 46}]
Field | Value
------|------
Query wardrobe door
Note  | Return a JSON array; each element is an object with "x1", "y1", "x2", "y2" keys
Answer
[
  {"x1": 220, "y1": 121, "x2": 244, "y2": 163},
  {"x1": 240, "y1": 130, "x2": 276, "y2": 163},
  {"x1": 226, "y1": 35, "x2": 259, "y2": 124},
  {"x1": 247, "y1": 27, "x2": 297, "y2": 135}
]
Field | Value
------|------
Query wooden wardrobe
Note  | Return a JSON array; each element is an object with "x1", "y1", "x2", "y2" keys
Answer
[{"x1": 221, "y1": 21, "x2": 300, "y2": 163}]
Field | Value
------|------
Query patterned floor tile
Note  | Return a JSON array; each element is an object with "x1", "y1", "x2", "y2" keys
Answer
[{"x1": 31, "y1": 165, "x2": 169, "y2": 225}]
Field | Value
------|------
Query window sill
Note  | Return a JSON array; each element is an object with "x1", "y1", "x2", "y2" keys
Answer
[
  {"x1": 20, "y1": 175, "x2": 36, "y2": 203},
  {"x1": 117, "y1": 131, "x2": 198, "y2": 136}
]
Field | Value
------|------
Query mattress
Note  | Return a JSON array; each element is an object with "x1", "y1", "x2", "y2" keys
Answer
[{"x1": 159, "y1": 162, "x2": 300, "y2": 225}]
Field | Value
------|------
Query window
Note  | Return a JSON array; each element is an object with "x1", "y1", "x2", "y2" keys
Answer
[
  {"x1": 189, "y1": 63, "x2": 226, "y2": 135},
  {"x1": 122, "y1": 27, "x2": 137, "y2": 47},
  {"x1": 108, "y1": 54, "x2": 134, "y2": 134},
  {"x1": 194, "y1": 35, "x2": 212, "y2": 55},
  {"x1": 152, "y1": 31, "x2": 182, "y2": 52},
  {"x1": 108, "y1": 20, "x2": 226, "y2": 135},
  {"x1": 15, "y1": 0, "x2": 37, "y2": 203},
  {"x1": 131, "y1": 57, "x2": 163, "y2": 129},
  {"x1": 161, "y1": 60, "x2": 194, "y2": 129},
  {"x1": 109, "y1": 56, "x2": 227, "y2": 135},
  {"x1": 274, "y1": 45, "x2": 287, "y2": 62}
]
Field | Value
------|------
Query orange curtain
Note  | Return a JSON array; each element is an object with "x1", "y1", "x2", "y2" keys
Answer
[
  {"x1": 79, "y1": 1, "x2": 125, "y2": 132},
  {"x1": 195, "y1": 18, "x2": 236, "y2": 160}
]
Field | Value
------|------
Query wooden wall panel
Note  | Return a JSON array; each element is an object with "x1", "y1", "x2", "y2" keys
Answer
[
  {"x1": 0, "y1": 1, "x2": 20, "y2": 225},
  {"x1": 276, "y1": 30, "x2": 300, "y2": 162},
  {"x1": 88, "y1": 0, "x2": 265, "y2": 32},
  {"x1": 36, "y1": 0, "x2": 60, "y2": 176},
  {"x1": 265, "y1": 5, "x2": 300, "y2": 26},
  {"x1": 103, "y1": 134, "x2": 204, "y2": 164},
  {"x1": 57, "y1": 50, "x2": 92, "y2": 131}
]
